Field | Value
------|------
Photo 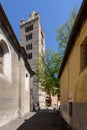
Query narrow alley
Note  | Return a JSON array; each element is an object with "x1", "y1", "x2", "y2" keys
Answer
[{"x1": 0, "y1": 111, "x2": 73, "y2": 130}]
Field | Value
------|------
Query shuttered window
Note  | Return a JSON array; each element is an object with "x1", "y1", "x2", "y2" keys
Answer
[{"x1": 80, "y1": 43, "x2": 87, "y2": 71}]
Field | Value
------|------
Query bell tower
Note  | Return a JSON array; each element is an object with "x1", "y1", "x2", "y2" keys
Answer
[{"x1": 20, "y1": 11, "x2": 46, "y2": 110}]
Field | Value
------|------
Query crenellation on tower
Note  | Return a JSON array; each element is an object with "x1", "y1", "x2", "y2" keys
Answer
[
  {"x1": 20, "y1": 18, "x2": 25, "y2": 26},
  {"x1": 27, "y1": 11, "x2": 40, "y2": 22}
]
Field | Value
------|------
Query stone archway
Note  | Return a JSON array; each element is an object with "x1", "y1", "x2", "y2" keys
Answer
[{"x1": 0, "y1": 34, "x2": 11, "y2": 80}]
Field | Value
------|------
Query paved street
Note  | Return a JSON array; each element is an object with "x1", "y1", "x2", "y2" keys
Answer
[{"x1": 0, "y1": 111, "x2": 73, "y2": 130}]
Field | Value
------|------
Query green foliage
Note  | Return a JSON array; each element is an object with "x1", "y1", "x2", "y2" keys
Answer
[
  {"x1": 56, "y1": 7, "x2": 77, "y2": 57},
  {"x1": 36, "y1": 8, "x2": 77, "y2": 96},
  {"x1": 36, "y1": 49, "x2": 61, "y2": 96}
]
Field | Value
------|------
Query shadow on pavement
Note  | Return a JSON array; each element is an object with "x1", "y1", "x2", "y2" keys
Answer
[{"x1": 17, "y1": 111, "x2": 73, "y2": 130}]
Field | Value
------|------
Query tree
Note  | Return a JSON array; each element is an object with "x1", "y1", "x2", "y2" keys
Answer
[
  {"x1": 36, "y1": 8, "x2": 77, "y2": 96},
  {"x1": 56, "y1": 7, "x2": 77, "y2": 57},
  {"x1": 36, "y1": 49, "x2": 61, "y2": 96}
]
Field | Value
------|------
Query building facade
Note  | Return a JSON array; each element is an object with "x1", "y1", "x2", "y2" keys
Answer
[
  {"x1": 58, "y1": 1, "x2": 87, "y2": 130},
  {"x1": 20, "y1": 11, "x2": 46, "y2": 110},
  {"x1": 0, "y1": 4, "x2": 33, "y2": 127}
]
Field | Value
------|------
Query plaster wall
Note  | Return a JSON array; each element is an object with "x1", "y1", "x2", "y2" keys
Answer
[
  {"x1": 0, "y1": 25, "x2": 31, "y2": 126},
  {"x1": 60, "y1": 18, "x2": 87, "y2": 130},
  {"x1": 0, "y1": 27, "x2": 19, "y2": 126}
]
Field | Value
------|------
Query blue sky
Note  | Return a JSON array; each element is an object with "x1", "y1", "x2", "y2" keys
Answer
[{"x1": 0, "y1": 0, "x2": 82, "y2": 52}]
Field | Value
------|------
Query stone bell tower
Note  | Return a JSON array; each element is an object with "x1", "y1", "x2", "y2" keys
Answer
[{"x1": 20, "y1": 11, "x2": 46, "y2": 110}]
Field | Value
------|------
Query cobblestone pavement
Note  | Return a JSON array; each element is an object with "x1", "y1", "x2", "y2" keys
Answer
[{"x1": 0, "y1": 111, "x2": 73, "y2": 130}]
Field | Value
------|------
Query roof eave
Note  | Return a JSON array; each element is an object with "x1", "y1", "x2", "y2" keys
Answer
[{"x1": 58, "y1": 0, "x2": 87, "y2": 78}]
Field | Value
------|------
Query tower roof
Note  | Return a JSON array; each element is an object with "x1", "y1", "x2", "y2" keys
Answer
[
  {"x1": 27, "y1": 10, "x2": 40, "y2": 22},
  {"x1": 58, "y1": 0, "x2": 87, "y2": 78}
]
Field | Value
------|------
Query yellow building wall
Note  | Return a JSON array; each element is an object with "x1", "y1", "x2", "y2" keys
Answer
[
  {"x1": 60, "y1": 18, "x2": 87, "y2": 130},
  {"x1": 60, "y1": 63, "x2": 68, "y2": 102}
]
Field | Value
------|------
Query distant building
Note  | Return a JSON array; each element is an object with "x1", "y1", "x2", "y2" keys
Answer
[
  {"x1": 58, "y1": 0, "x2": 87, "y2": 130},
  {"x1": 0, "y1": 4, "x2": 34, "y2": 127},
  {"x1": 20, "y1": 11, "x2": 46, "y2": 110}
]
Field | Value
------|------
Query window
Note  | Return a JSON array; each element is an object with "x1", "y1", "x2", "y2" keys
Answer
[
  {"x1": 31, "y1": 43, "x2": 32, "y2": 49},
  {"x1": 0, "y1": 34, "x2": 11, "y2": 81},
  {"x1": 80, "y1": 42, "x2": 87, "y2": 71},
  {"x1": 25, "y1": 71, "x2": 29, "y2": 91},
  {"x1": 26, "y1": 35, "x2": 28, "y2": 41},
  {"x1": 25, "y1": 24, "x2": 33, "y2": 33},
  {"x1": 28, "y1": 53, "x2": 32, "y2": 60},
  {"x1": 26, "y1": 73, "x2": 28, "y2": 77},
  {"x1": 26, "y1": 43, "x2": 32, "y2": 51},
  {"x1": 26, "y1": 33, "x2": 32, "y2": 41},
  {"x1": 31, "y1": 24, "x2": 33, "y2": 30},
  {"x1": 26, "y1": 45, "x2": 28, "y2": 51},
  {"x1": 29, "y1": 33, "x2": 32, "y2": 40},
  {"x1": 0, "y1": 46, "x2": 3, "y2": 73}
]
